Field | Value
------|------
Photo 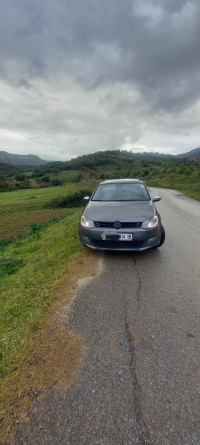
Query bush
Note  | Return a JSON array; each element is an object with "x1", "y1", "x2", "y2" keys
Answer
[
  {"x1": 15, "y1": 173, "x2": 26, "y2": 181},
  {"x1": 73, "y1": 174, "x2": 82, "y2": 183},
  {"x1": 28, "y1": 223, "x2": 45, "y2": 237},
  {"x1": 0, "y1": 180, "x2": 10, "y2": 190},
  {"x1": 0, "y1": 257, "x2": 26, "y2": 277},
  {"x1": 42, "y1": 176, "x2": 51, "y2": 183},
  {"x1": 45, "y1": 189, "x2": 92, "y2": 209},
  {"x1": 0, "y1": 238, "x2": 13, "y2": 252},
  {"x1": 51, "y1": 178, "x2": 64, "y2": 186},
  {"x1": 22, "y1": 179, "x2": 31, "y2": 189},
  {"x1": 99, "y1": 174, "x2": 105, "y2": 180}
]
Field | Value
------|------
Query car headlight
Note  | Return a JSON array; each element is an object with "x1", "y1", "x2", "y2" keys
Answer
[
  {"x1": 142, "y1": 215, "x2": 158, "y2": 229},
  {"x1": 80, "y1": 215, "x2": 95, "y2": 229}
]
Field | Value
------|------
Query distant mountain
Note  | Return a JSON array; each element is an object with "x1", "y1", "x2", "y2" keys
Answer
[
  {"x1": 0, "y1": 151, "x2": 48, "y2": 166},
  {"x1": 177, "y1": 147, "x2": 200, "y2": 160},
  {"x1": 1, "y1": 146, "x2": 200, "y2": 169},
  {"x1": 132, "y1": 148, "x2": 200, "y2": 160}
]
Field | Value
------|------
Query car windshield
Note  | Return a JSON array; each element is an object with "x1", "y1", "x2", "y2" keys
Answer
[{"x1": 92, "y1": 183, "x2": 150, "y2": 201}]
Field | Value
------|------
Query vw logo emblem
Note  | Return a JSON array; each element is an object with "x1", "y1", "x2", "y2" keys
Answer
[{"x1": 114, "y1": 221, "x2": 121, "y2": 229}]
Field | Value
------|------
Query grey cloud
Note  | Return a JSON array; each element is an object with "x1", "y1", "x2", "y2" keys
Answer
[
  {"x1": 16, "y1": 79, "x2": 33, "y2": 89},
  {"x1": 152, "y1": 0, "x2": 190, "y2": 14},
  {"x1": 0, "y1": 0, "x2": 200, "y2": 159},
  {"x1": 1, "y1": 0, "x2": 200, "y2": 113}
]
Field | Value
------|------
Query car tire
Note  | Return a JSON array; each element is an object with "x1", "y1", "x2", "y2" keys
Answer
[{"x1": 157, "y1": 225, "x2": 165, "y2": 247}]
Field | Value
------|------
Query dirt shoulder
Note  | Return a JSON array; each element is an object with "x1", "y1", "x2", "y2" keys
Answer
[{"x1": 0, "y1": 248, "x2": 103, "y2": 444}]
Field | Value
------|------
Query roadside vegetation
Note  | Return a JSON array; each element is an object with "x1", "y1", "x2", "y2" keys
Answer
[
  {"x1": 0, "y1": 149, "x2": 200, "y2": 432},
  {"x1": 0, "y1": 180, "x2": 95, "y2": 427},
  {"x1": 0, "y1": 208, "x2": 83, "y2": 420}
]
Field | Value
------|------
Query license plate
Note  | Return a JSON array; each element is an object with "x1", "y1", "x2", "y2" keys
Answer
[{"x1": 119, "y1": 233, "x2": 133, "y2": 241}]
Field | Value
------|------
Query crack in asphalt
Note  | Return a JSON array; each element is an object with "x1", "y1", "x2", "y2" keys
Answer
[
  {"x1": 111, "y1": 255, "x2": 151, "y2": 444},
  {"x1": 124, "y1": 256, "x2": 151, "y2": 445},
  {"x1": 131, "y1": 257, "x2": 142, "y2": 314},
  {"x1": 124, "y1": 316, "x2": 151, "y2": 445}
]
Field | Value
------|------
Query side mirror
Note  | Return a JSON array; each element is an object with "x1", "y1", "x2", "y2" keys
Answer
[
  {"x1": 153, "y1": 196, "x2": 161, "y2": 202},
  {"x1": 84, "y1": 196, "x2": 90, "y2": 201}
]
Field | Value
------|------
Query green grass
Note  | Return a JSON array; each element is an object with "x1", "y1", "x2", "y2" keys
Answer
[
  {"x1": 48, "y1": 170, "x2": 80, "y2": 181},
  {"x1": 171, "y1": 183, "x2": 200, "y2": 201},
  {"x1": 0, "y1": 180, "x2": 97, "y2": 213},
  {"x1": 147, "y1": 174, "x2": 200, "y2": 201},
  {"x1": 0, "y1": 209, "x2": 83, "y2": 386}
]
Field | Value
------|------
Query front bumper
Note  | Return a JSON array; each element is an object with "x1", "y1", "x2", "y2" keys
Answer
[{"x1": 79, "y1": 225, "x2": 161, "y2": 251}]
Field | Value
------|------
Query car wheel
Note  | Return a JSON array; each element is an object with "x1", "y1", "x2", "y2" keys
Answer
[{"x1": 157, "y1": 225, "x2": 165, "y2": 247}]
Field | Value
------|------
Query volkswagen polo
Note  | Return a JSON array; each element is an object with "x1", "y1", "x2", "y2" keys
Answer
[{"x1": 79, "y1": 179, "x2": 165, "y2": 251}]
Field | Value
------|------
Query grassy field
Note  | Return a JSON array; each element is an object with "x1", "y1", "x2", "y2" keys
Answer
[
  {"x1": 0, "y1": 180, "x2": 97, "y2": 213},
  {"x1": 0, "y1": 209, "x2": 69, "y2": 238},
  {"x1": 0, "y1": 179, "x2": 97, "y2": 240}
]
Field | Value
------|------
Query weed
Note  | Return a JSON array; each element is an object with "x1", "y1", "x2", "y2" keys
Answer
[
  {"x1": 0, "y1": 238, "x2": 13, "y2": 252},
  {"x1": 0, "y1": 257, "x2": 26, "y2": 277},
  {"x1": 28, "y1": 223, "x2": 45, "y2": 237}
]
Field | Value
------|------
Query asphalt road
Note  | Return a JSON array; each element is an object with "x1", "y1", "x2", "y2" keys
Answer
[{"x1": 15, "y1": 188, "x2": 200, "y2": 444}]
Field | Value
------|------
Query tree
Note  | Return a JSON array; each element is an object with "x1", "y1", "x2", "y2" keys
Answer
[
  {"x1": 22, "y1": 179, "x2": 31, "y2": 189},
  {"x1": 0, "y1": 179, "x2": 9, "y2": 190},
  {"x1": 42, "y1": 176, "x2": 51, "y2": 183},
  {"x1": 51, "y1": 178, "x2": 63, "y2": 186},
  {"x1": 15, "y1": 173, "x2": 26, "y2": 181}
]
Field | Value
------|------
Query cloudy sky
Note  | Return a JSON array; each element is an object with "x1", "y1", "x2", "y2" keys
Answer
[{"x1": 0, "y1": 0, "x2": 200, "y2": 161}]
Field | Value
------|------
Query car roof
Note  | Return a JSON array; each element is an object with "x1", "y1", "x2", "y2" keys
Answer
[{"x1": 100, "y1": 178, "x2": 143, "y2": 184}]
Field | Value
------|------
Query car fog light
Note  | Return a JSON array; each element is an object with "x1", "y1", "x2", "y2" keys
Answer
[
  {"x1": 83, "y1": 236, "x2": 90, "y2": 243},
  {"x1": 147, "y1": 237, "x2": 156, "y2": 244}
]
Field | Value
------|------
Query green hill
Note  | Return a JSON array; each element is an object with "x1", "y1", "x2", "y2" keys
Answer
[
  {"x1": 177, "y1": 147, "x2": 200, "y2": 160},
  {"x1": 0, "y1": 151, "x2": 48, "y2": 166}
]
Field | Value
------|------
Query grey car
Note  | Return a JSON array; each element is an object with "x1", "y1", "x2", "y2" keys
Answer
[{"x1": 79, "y1": 179, "x2": 165, "y2": 251}]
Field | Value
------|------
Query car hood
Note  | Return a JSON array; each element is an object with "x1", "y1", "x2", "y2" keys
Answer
[{"x1": 84, "y1": 200, "x2": 155, "y2": 222}]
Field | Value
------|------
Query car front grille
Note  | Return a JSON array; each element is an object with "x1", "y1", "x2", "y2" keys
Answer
[
  {"x1": 94, "y1": 221, "x2": 142, "y2": 228},
  {"x1": 90, "y1": 239, "x2": 146, "y2": 249}
]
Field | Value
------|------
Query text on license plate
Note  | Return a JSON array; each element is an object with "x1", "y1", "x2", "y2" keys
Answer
[{"x1": 119, "y1": 233, "x2": 133, "y2": 241}]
